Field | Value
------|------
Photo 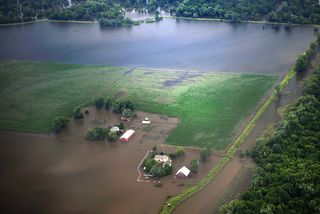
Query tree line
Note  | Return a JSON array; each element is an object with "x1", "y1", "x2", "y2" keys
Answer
[
  {"x1": 0, "y1": 0, "x2": 137, "y2": 27},
  {"x1": 3, "y1": 0, "x2": 320, "y2": 25},
  {"x1": 220, "y1": 55, "x2": 320, "y2": 213},
  {"x1": 175, "y1": 0, "x2": 320, "y2": 24}
]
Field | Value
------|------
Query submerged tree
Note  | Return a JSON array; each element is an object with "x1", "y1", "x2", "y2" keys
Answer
[
  {"x1": 73, "y1": 106, "x2": 84, "y2": 119},
  {"x1": 94, "y1": 97, "x2": 105, "y2": 109},
  {"x1": 122, "y1": 108, "x2": 135, "y2": 119},
  {"x1": 52, "y1": 116, "x2": 69, "y2": 133},
  {"x1": 190, "y1": 160, "x2": 199, "y2": 173},
  {"x1": 105, "y1": 97, "x2": 112, "y2": 110},
  {"x1": 86, "y1": 127, "x2": 107, "y2": 140},
  {"x1": 200, "y1": 147, "x2": 211, "y2": 162}
]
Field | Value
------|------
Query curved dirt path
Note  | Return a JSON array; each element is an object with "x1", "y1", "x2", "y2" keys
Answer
[{"x1": 174, "y1": 52, "x2": 320, "y2": 214}]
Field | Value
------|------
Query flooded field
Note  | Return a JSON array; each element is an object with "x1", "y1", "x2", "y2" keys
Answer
[{"x1": 0, "y1": 108, "x2": 221, "y2": 214}]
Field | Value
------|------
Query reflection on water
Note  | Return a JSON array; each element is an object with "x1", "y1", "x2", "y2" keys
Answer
[{"x1": 0, "y1": 19, "x2": 316, "y2": 74}]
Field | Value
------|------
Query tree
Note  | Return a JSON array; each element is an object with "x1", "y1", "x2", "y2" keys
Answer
[
  {"x1": 94, "y1": 97, "x2": 104, "y2": 109},
  {"x1": 122, "y1": 108, "x2": 135, "y2": 119},
  {"x1": 73, "y1": 107, "x2": 84, "y2": 119},
  {"x1": 155, "y1": 10, "x2": 162, "y2": 21},
  {"x1": 163, "y1": 164, "x2": 173, "y2": 175},
  {"x1": 200, "y1": 148, "x2": 211, "y2": 162},
  {"x1": 176, "y1": 148, "x2": 185, "y2": 157},
  {"x1": 169, "y1": 153, "x2": 177, "y2": 159},
  {"x1": 118, "y1": 122, "x2": 125, "y2": 130},
  {"x1": 150, "y1": 164, "x2": 166, "y2": 177},
  {"x1": 105, "y1": 97, "x2": 112, "y2": 110},
  {"x1": 190, "y1": 160, "x2": 199, "y2": 173},
  {"x1": 125, "y1": 100, "x2": 135, "y2": 111},
  {"x1": 113, "y1": 98, "x2": 126, "y2": 113},
  {"x1": 107, "y1": 131, "x2": 119, "y2": 142},
  {"x1": 143, "y1": 158, "x2": 157, "y2": 172},
  {"x1": 86, "y1": 127, "x2": 107, "y2": 140},
  {"x1": 52, "y1": 116, "x2": 69, "y2": 133},
  {"x1": 294, "y1": 54, "x2": 308, "y2": 72}
]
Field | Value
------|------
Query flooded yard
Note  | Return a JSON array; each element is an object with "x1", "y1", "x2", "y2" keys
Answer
[{"x1": 0, "y1": 108, "x2": 221, "y2": 213}]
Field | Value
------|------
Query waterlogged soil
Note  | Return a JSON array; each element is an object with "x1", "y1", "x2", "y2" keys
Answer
[{"x1": 0, "y1": 107, "x2": 220, "y2": 214}]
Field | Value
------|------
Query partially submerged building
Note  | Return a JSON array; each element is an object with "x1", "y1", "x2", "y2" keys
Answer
[
  {"x1": 119, "y1": 129, "x2": 135, "y2": 142},
  {"x1": 175, "y1": 166, "x2": 191, "y2": 178},
  {"x1": 154, "y1": 155, "x2": 172, "y2": 166}
]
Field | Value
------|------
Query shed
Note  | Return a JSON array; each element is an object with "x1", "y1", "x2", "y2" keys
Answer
[
  {"x1": 176, "y1": 166, "x2": 191, "y2": 178},
  {"x1": 110, "y1": 126, "x2": 120, "y2": 133},
  {"x1": 142, "y1": 120, "x2": 151, "y2": 125},
  {"x1": 119, "y1": 129, "x2": 135, "y2": 142}
]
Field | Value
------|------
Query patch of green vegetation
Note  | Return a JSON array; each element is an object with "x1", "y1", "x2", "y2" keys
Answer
[
  {"x1": 0, "y1": 60, "x2": 276, "y2": 150},
  {"x1": 0, "y1": 60, "x2": 125, "y2": 132},
  {"x1": 119, "y1": 72, "x2": 277, "y2": 149}
]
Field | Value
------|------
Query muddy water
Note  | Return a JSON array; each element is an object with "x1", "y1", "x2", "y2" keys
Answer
[
  {"x1": 0, "y1": 108, "x2": 220, "y2": 214},
  {"x1": 173, "y1": 52, "x2": 320, "y2": 214},
  {"x1": 174, "y1": 158, "x2": 254, "y2": 214}
]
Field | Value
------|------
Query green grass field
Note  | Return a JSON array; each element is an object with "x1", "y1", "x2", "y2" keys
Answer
[{"x1": 0, "y1": 60, "x2": 277, "y2": 149}]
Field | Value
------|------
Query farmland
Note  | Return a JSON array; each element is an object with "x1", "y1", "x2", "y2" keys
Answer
[{"x1": 0, "y1": 60, "x2": 277, "y2": 149}]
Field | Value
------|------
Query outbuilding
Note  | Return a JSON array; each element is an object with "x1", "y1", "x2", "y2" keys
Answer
[
  {"x1": 110, "y1": 126, "x2": 120, "y2": 133},
  {"x1": 175, "y1": 166, "x2": 191, "y2": 178},
  {"x1": 119, "y1": 129, "x2": 135, "y2": 142},
  {"x1": 142, "y1": 117, "x2": 151, "y2": 125}
]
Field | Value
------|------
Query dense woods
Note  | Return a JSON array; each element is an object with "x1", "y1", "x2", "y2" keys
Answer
[
  {"x1": 175, "y1": 0, "x2": 320, "y2": 24},
  {"x1": 0, "y1": 0, "x2": 82, "y2": 23},
  {"x1": 0, "y1": 0, "x2": 132, "y2": 26},
  {"x1": 1, "y1": 0, "x2": 320, "y2": 25},
  {"x1": 220, "y1": 66, "x2": 320, "y2": 213}
]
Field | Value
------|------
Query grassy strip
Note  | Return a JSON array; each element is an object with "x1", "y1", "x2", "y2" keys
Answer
[{"x1": 159, "y1": 68, "x2": 296, "y2": 214}]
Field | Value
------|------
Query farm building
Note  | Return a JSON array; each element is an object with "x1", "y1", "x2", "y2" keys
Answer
[
  {"x1": 119, "y1": 129, "x2": 135, "y2": 142},
  {"x1": 142, "y1": 117, "x2": 151, "y2": 125},
  {"x1": 110, "y1": 126, "x2": 120, "y2": 133},
  {"x1": 142, "y1": 120, "x2": 150, "y2": 125},
  {"x1": 154, "y1": 155, "x2": 172, "y2": 166},
  {"x1": 176, "y1": 166, "x2": 191, "y2": 178}
]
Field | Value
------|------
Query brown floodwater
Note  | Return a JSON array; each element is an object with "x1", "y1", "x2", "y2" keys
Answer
[{"x1": 0, "y1": 108, "x2": 220, "y2": 214}]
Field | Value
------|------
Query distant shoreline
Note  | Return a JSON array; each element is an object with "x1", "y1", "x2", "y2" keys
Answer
[
  {"x1": 1, "y1": 16, "x2": 319, "y2": 28},
  {"x1": 0, "y1": 19, "x2": 98, "y2": 27},
  {"x1": 164, "y1": 16, "x2": 320, "y2": 28}
]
